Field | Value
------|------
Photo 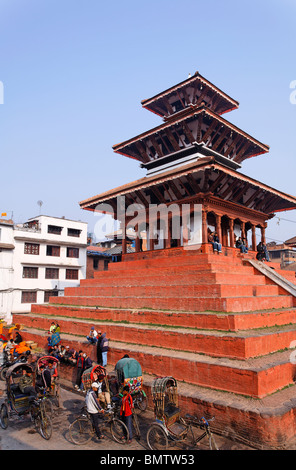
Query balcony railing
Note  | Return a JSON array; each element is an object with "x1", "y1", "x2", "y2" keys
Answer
[{"x1": 14, "y1": 223, "x2": 41, "y2": 233}]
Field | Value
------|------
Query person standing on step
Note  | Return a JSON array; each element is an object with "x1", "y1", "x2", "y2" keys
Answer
[
  {"x1": 96, "y1": 331, "x2": 103, "y2": 365},
  {"x1": 100, "y1": 332, "x2": 109, "y2": 368},
  {"x1": 74, "y1": 350, "x2": 85, "y2": 391}
]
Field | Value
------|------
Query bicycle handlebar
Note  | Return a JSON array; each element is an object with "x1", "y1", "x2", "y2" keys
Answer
[{"x1": 184, "y1": 414, "x2": 215, "y2": 426}]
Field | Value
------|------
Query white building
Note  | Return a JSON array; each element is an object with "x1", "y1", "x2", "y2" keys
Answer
[
  {"x1": 0, "y1": 215, "x2": 87, "y2": 323},
  {"x1": 0, "y1": 219, "x2": 15, "y2": 320}
]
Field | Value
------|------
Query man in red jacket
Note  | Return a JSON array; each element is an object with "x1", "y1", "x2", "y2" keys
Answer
[{"x1": 120, "y1": 385, "x2": 133, "y2": 443}]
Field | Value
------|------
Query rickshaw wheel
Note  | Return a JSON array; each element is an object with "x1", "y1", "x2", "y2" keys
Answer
[
  {"x1": 0, "y1": 403, "x2": 9, "y2": 429},
  {"x1": 110, "y1": 418, "x2": 129, "y2": 444},
  {"x1": 36, "y1": 414, "x2": 53, "y2": 440},
  {"x1": 43, "y1": 398, "x2": 54, "y2": 419},
  {"x1": 69, "y1": 417, "x2": 93, "y2": 445},
  {"x1": 147, "y1": 424, "x2": 168, "y2": 450},
  {"x1": 209, "y1": 433, "x2": 219, "y2": 450},
  {"x1": 55, "y1": 383, "x2": 61, "y2": 408},
  {"x1": 0, "y1": 367, "x2": 8, "y2": 381},
  {"x1": 135, "y1": 391, "x2": 147, "y2": 412}
]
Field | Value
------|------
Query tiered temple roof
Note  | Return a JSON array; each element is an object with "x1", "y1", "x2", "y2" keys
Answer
[{"x1": 80, "y1": 72, "x2": 296, "y2": 219}]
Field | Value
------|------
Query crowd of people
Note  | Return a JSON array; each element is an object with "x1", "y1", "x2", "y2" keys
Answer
[
  {"x1": 208, "y1": 229, "x2": 270, "y2": 261},
  {"x1": 46, "y1": 322, "x2": 110, "y2": 394},
  {"x1": 0, "y1": 323, "x2": 32, "y2": 363}
]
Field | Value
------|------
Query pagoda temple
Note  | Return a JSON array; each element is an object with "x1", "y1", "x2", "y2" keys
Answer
[
  {"x1": 80, "y1": 71, "x2": 296, "y2": 255},
  {"x1": 12, "y1": 72, "x2": 296, "y2": 449}
]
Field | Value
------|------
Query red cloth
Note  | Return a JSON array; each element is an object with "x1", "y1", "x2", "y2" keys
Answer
[{"x1": 120, "y1": 393, "x2": 133, "y2": 417}]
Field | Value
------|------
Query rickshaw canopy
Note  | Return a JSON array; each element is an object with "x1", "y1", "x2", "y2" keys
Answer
[
  {"x1": 152, "y1": 376, "x2": 177, "y2": 396},
  {"x1": 37, "y1": 355, "x2": 59, "y2": 369},
  {"x1": 82, "y1": 364, "x2": 107, "y2": 391},
  {"x1": 5, "y1": 362, "x2": 34, "y2": 379},
  {"x1": 115, "y1": 357, "x2": 143, "y2": 393},
  {"x1": 115, "y1": 358, "x2": 142, "y2": 382}
]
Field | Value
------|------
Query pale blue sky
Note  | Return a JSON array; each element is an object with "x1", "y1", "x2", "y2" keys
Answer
[{"x1": 0, "y1": 0, "x2": 295, "y2": 243}]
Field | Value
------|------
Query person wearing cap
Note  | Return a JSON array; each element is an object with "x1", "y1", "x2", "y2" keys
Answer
[
  {"x1": 85, "y1": 382, "x2": 105, "y2": 440},
  {"x1": 86, "y1": 327, "x2": 98, "y2": 345}
]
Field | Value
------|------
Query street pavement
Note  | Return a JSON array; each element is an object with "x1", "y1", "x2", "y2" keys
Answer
[{"x1": 0, "y1": 380, "x2": 255, "y2": 453}]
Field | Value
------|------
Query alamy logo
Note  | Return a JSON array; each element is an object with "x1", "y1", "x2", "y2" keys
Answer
[{"x1": 290, "y1": 80, "x2": 296, "y2": 104}]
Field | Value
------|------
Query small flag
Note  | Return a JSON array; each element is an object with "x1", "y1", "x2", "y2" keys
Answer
[{"x1": 1, "y1": 213, "x2": 7, "y2": 217}]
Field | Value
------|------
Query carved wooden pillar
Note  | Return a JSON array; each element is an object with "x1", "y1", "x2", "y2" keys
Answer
[
  {"x1": 202, "y1": 209, "x2": 208, "y2": 244},
  {"x1": 229, "y1": 218, "x2": 235, "y2": 247},
  {"x1": 122, "y1": 221, "x2": 127, "y2": 255},
  {"x1": 164, "y1": 218, "x2": 171, "y2": 249},
  {"x1": 261, "y1": 224, "x2": 266, "y2": 244},
  {"x1": 216, "y1": 214, "x2": 222, "y2": 245},
  {"x1": 135, "y1": 223, "x2": 140, "y2": 252},
  {"x1": 241, "y1": 221, "x2": 246, "y2": 241},
  {"x1": 251, "y1": 225, "x2": 256, "y2": 251}
]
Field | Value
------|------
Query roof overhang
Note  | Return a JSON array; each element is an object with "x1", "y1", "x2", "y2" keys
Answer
[{"x1": 79, "y1": 155, "x2": 296, "y2": 218}]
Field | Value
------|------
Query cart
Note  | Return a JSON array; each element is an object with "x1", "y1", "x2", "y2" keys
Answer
[
  {"x1": 115, "y1": 357, "x2": 147, "y2": 411},
  {"x1": 146, "y1": 376, "x2": 219, "y2": 450},
  {"x1": 36, "y1": 355, "x2": 61, "y2": 408},
  {"x1": 0, "y1": 362, "x2": 52, "y2": 439}
]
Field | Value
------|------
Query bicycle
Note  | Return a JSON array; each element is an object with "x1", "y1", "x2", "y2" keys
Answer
[
  {"x1": 182, "y1": 414, "x2": 219, "y2": 450},
  {"x1": 69, "y1": 406, "x2": 129, "y2": 445},
  {"x1": 147, "y1": 414, "x2": 219, "y2": 450},
  {"x1": 37, "y1": 387, "x2": 54, "y2": 420},
  {"x1": 30, "y1": 397, "x2": 53, "y2": 440}
]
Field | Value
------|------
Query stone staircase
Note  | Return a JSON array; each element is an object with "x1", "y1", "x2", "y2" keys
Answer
[{"x1": 11, "y1": 246, "x2": 296, "y2": 449}]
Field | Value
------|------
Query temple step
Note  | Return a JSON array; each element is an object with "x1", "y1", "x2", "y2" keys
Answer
[
  {"x1": 12, "y1": 323, "x2": 296, "y2": 399},
  {"x1": 48, "y1": 293, "x2": 294, "y2": 312},
  {"x1": 15, "y1": 312, "x2": 296, "y2": 361},
  {"x1": 30, "y1": 304, "x2": 296, "y2": 332}
]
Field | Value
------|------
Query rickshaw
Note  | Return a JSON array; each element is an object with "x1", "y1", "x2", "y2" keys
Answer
[
  {"x1": 146, "y1": 376, "x2": 219, "y2": 450},
  {"x1": 0, "y1": 350, "x2": 31, "y2": 381},
  {"x1": 0, "y1": 362, "x2": 52, "y2": 440},
  {"x1": 69, "y1": 364, "x2": 130, "y2": 445},
  {"x1": 115, "y1": 357, "x2": 147, "y2": 412},
  {"x1": 81, "y1": 363, "x2": 108, "y2": 393},
  {"x1": 36, "y1": 355, "x2": 61, "y2": 408}
]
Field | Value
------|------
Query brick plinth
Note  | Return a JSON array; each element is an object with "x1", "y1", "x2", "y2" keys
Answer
[{"x1": 13, "y1": 246, "x2": 296, "y2": 448}]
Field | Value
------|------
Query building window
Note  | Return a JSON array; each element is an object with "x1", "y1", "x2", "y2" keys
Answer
[
  {"x1": 24, "y1": 243, "x2": 40, "y2": 255},
  {"x1": 21, "y1": 291, "x2": 37, "y2": 303},
  {"x1": 48, "y1": 225, "x2": 62, "y2": 235},
  {"x1": 46, "y1": 245, "x2": 60, "y2": 257},
  {"x1": 66, "y1": 269, "x2": 79, "y2": 280},
  {"x1": 23, "y1": 267, "x2": 38, "y2": 278},
  {"x1": 93, "y1": 258, "x2": 98, "y2": 269},
  {"x1": 68, "y1": 228, "x2": 81, "y2": 237},
  {"x1": 66, "y1": 247, "x2": 79, "y2": 258},
  {"x1": 44, "y1": 290, "x2": 59, "y2": 302},
  {"x1": 45, "y1": 268, "x2": 59, "y2": 279}
]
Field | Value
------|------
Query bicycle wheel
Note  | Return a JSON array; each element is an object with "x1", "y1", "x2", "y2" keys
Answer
[
  {"x1": 54, "y1": 383, "x2": 61, "y2": 408},
  {"x1": 209, "y1": 432, "x2": 219, "y2": 450},
  {"x1": 0, "y1": 366, "x2": 8, "y2": 381},
  {"x1": 147, "y1": 424, "x2": 168, "y2": 450},
  {"x1": 0, "y1": 403, "x2": 9, "y2": 429},
  {"x1": 38, "y1": 414, "x2": 53, "y2": 440},
  {"x1": 43, "y1": 398, "x2": 54, "y2": 420},
  {"x1": 132, "y1": 413, "x2": 141, "y2": 440},
  {"x1": 69, "y1": 417, "x2": 94, "y2": 445},
  {"x1": 135, "y1": 391, "x2": 147, "y2": 412},
  {"x1": 110, "y1": 418, "x2": 129, "y2": 444}
]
